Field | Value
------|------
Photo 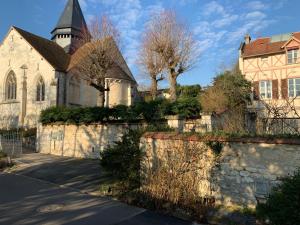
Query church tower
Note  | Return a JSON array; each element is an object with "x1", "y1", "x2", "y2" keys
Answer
[{"x1": 51, "y1": 0, "x2": 88, "y2": 54}]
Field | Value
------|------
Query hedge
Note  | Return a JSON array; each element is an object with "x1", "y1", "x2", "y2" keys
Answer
[{"x1": 40, "y1": 99, "x2": 201, "y2": 125}]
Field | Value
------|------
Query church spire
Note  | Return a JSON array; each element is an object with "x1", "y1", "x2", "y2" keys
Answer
[{"x1": 51, "y1": 0, "x2": 88, "y2": 54}]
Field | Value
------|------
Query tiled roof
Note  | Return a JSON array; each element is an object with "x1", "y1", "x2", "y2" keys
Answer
[
  {"x1": 14, "y1": 26, "x2": 70, "y2": 71},
  {"x1": 241, "y1": 32, "x2": 300, "y2": 58}
]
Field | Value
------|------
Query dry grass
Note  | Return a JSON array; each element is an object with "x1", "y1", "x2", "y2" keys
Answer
[{"x1": 141, "y1": 141, "x2": 218, "y2": 221}]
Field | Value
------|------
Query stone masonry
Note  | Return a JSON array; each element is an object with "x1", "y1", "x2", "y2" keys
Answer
[
  {"x1": 140, "y1": 133, "x2": 300, "y2": 208},
  {"x1": 37, "y1": 123, "x2": 143, "y2": 158}
]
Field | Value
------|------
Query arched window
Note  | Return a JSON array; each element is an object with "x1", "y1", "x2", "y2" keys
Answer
[
  {"x1": 5, "y1": 71, "x2": 17, "y2": 100},
  {"x1": 36, "y1": 77, "x2": 45, "y2": 101},
  {"x1": 69, "y1": 76, "x2": 80, "y2": 104}
]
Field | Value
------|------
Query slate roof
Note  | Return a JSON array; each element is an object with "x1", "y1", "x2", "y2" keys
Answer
[
  {"x1": 51, "y1": 0, "x2": 87, "y2": 34},
  {"x1": 14, "y1": 26, "x2": 70, "y2": 71},
  {"x1": 13, "y1": 26, "x2": 135, "y2": 82},
  {"x1": 241, "y1": 32, "x2": 300, "y2": 58}
]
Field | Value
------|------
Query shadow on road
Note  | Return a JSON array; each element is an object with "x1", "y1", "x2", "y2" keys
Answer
[{"x1": 11, "y1": 153, "x2": 112, "y2": 194}]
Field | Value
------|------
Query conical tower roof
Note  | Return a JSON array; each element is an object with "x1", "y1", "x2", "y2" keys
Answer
[{"x1": 52, "y1": 0, "x2": 87, "y2": 34}]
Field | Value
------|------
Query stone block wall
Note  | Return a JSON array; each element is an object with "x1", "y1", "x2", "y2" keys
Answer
[
  {"x1": 37, "y1": 123, "x2": 143, "y2": 159},
  {"x1": 166, "y1": 115, "x2": 213, "y2": 133},
  {"x1": 140, "y1": 133, "x2": 300, "y2": 208}
]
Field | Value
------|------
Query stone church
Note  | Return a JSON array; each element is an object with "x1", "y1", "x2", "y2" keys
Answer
[{"x1": 0, "y1": 0, "x2": 137, "y2": 129}]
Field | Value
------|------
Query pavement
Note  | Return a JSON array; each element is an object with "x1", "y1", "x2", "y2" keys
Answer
[
  {"x1": 9, "y1": 153, "x2": 106, "y2": 194},
  {"x1": 0, "y1": 153, "x2": 199, "y2": 225}
]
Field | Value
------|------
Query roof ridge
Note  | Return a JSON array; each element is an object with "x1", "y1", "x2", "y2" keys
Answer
[
  {"x1": 13, "y1": 26, "x2": 70, "y2": 71},
  {"x1": 255, "y1": 37, "x2": 270, "y2": 40},
  {"x1": 13, "y1": 26, "x2": 52, "y2": 43}
]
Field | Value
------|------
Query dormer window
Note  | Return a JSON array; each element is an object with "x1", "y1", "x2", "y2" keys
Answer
[{"x1": 287, "y1": 49, "x2": 298, "y2": 64}]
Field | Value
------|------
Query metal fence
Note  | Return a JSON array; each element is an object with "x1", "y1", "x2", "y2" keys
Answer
[{"x1": 0, "y1": 130, "x2": 36, "y2": 158}]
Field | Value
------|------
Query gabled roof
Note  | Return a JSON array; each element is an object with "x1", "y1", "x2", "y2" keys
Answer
[
  {"x1": 241, "y1": 32, "x2": 300, "y2": 58},
  {"x1": 51, "y1": 0, "x2": 87, "y2": 34},
  {"x1": 11, "y1": 26, "x2": 135, "y2": 82},
  {"x1": 281, "y1": 36, "x2": 300, "y2": 49},
  {"x1": 14, "y1": 26, "x2": 70, "y2": 71}
]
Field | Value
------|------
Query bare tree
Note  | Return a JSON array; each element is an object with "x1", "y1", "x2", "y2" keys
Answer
[
  {"x1": 257, "y1": 97, "x2": 300, "y2": 135},
  {"x1": 142, "y1": 141, "x2": 217, "y2": 220},
  {"x1": 145, "y1": 11, "x2": 199, "y2": 102},
  {"x1": 139, "y1": 36, "x2": 165, "y2": 100},
  {"x1": 69, "y1": 15, "x2": 120, "y2": 107}
]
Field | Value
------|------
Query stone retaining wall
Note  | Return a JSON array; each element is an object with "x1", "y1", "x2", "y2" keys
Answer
[
  {"x1": 37, "y1": 123, "x2": 143, "y2": 158},
  {"x1": 140, "y1": 133, "x2": 300, "y2": 208}
]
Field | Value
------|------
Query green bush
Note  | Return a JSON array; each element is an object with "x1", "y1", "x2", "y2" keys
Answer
[
  {"x1": 133, "y1": 100, "x2": 163, "y2": 122},
  {"x1": 40, "y1": 98, "x2": 201, "y2": 125},
  {"x1": 100, "y1": 130, "x2": 143, "y2": 190},
  {"x1": 40, "y1": 106, "x2": 116, "y2": 124},
  {"x1": 256, "y1": 169, "x2": 300, "y2": 225},
  {"x1": 172, "y1": 97, "x2": 201, "y2": 118}
]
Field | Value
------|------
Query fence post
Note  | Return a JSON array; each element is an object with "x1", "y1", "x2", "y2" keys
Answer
[
  {"x1": 19, "y1": 129, "x2": 23, "y2": 155},
  {"x1": 12, "y1": 131, "x2": 15, "y2": 157},
  {"x1": 0, "y1": 135, "x2": 2, "y2": 152}
]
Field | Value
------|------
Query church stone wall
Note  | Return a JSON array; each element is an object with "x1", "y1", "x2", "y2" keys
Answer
[
  {"x1": 64, "y1": 75, "x2": 134, "y2": 108},
  {"x1": 108, "y1": 80, "x2": 132, "y2": 107},
  {"x1": 0, "y1": 28, "x2": 57, "y2": 128}
]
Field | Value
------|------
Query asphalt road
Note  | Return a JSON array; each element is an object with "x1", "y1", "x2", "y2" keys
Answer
[{"x1": 0, "y1": 153, "x2": 197, "y2": 225}]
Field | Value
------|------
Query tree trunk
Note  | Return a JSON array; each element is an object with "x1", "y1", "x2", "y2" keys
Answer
[
  {"x1": 151, "y1": 77, "x2": 158, "y2": 100},
  {"x1": 169, "y1": 71, "x2": 177, "y2": 102},
  {"x1": 98, "y1": 91, "x2": 105, "y2": 107}
]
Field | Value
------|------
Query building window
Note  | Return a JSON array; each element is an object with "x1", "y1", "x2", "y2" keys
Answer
[
  {"x1": 5, "y1": 71, "x2": 17, "y2": 100},
  {"x1": 288, "y1": 78, "x2": 300, "y2": 97},
  {"x1": 69, "y1": 76, "x2": 80, "y2": 104},
  {"x1": 260, "y1": 80, "x2": 272, "y2": 99},
  {"x1": 36, "y1": 77, "x2": 45, "y2": 101},
  {"x1": 287, "y1": 49, "x2": 298, "y2": 64}
]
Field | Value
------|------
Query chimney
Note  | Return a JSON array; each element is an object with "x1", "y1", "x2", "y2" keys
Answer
[{"x1": 244, "y1": 34, "x2": 251, "y2": 44}]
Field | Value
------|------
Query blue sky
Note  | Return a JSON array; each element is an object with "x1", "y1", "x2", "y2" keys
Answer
[{"x1": 0, "y1": 0, "x2": 299, "y2": 87}]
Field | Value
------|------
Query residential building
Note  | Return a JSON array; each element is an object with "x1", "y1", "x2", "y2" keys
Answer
[{"x1": 239, "y1": 32, "x2": 300, "y2": 118}]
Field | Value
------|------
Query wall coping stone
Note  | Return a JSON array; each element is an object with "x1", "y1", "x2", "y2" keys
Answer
[
  {"x1": 142, "y1": 132, "x2": 300, "y2": 145},
  {"x1": 42, "y1": 121, "x2": 148, "y2": 126}
]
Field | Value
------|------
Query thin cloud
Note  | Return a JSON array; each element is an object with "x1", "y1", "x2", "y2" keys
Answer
[
  {"x1": 246, "y1": 1, "x2": 267, "y2": 10},
  {"x1": 76, "y1": 0, "x2": 287, "y2": 85}
]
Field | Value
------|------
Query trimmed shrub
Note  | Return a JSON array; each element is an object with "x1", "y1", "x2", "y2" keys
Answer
[
  {"x1": 256, "y1": 169, "x2": 300, "y2": 225},
  {"x1": 40, "y1": 106, "x2": 114, "y2": 124},
  {"x1": 40, "y1": 98, "x2": 201, "y2": 125}
]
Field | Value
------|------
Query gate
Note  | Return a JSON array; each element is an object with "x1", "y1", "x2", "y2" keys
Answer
[{"x1": 0, "y1": 130, "x2": 36, "y2": 158}]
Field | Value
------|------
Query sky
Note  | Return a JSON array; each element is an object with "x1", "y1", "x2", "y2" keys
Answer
[{"x1": 0, "y1": 0, "x2": 300, "y2": 88}]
